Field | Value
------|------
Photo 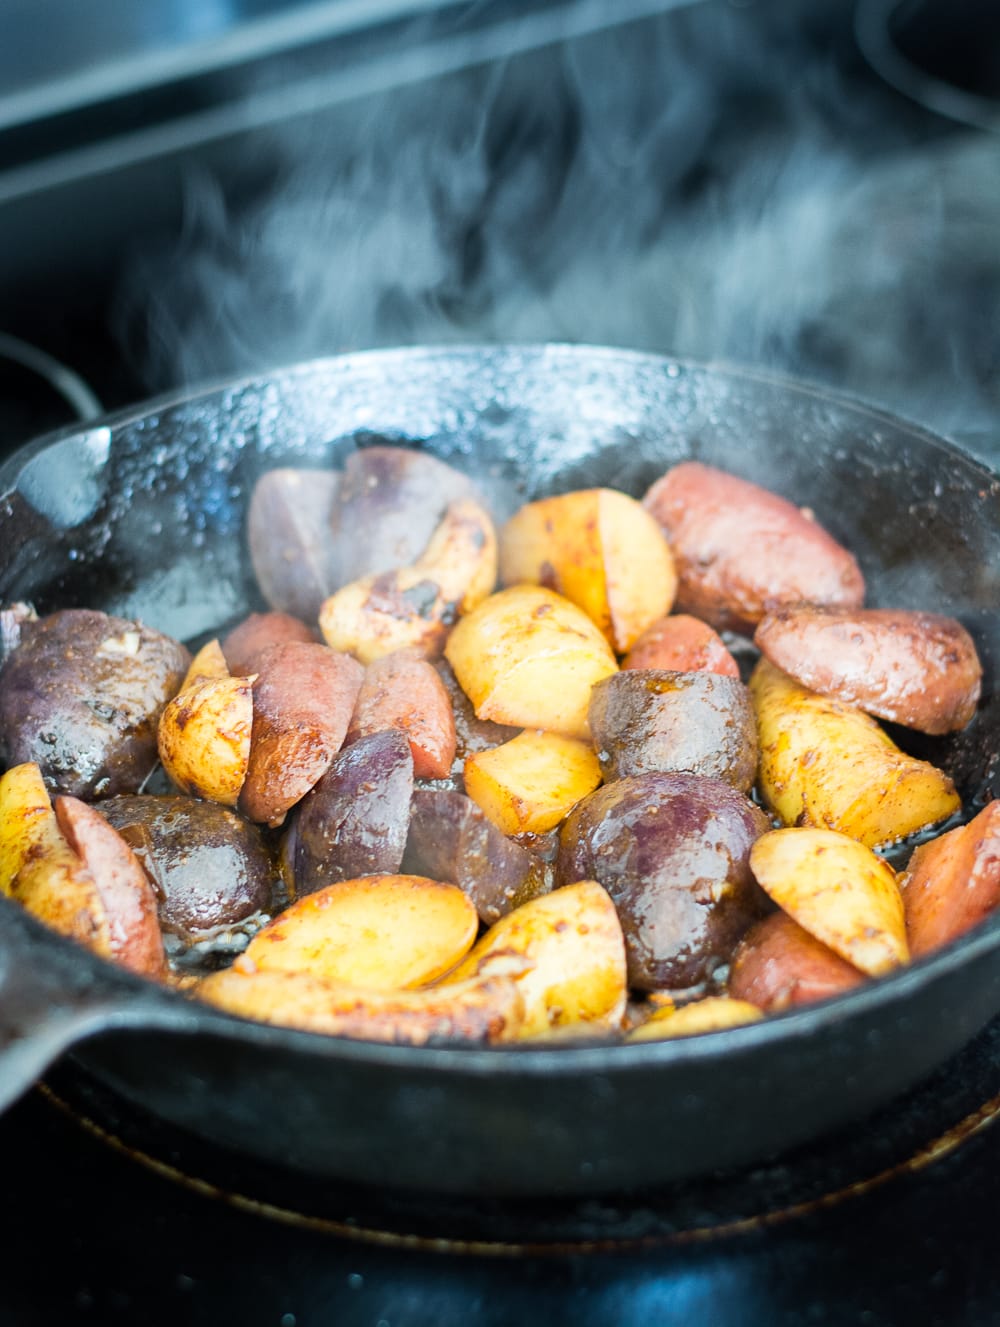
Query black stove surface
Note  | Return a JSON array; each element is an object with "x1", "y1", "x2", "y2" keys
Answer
[{"x1": 5, "y1": 1016, "x2": 1000, "y2": 1326}]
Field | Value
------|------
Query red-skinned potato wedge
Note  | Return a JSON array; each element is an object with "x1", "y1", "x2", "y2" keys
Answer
[
  {"x1": 751, "y1": 658, "x2": 960, "y2": 849},
  {"x1": 498, "y1": 488, "x2": 677, "y2": 653},
  {"x1": 346, "y1": 651, "x2": 456, "y2": 780},
  {"x1": 900, "y1": 801, "x2": 1000, "y2": 958},
  {"x1": 443, "y1": 879, "x2": 628, "y2": 1039},
  {"x1": 238, "y1": 874, "x2": 478, "y2": 990},
  {"x1": 729, "y1": 911, "x2": 866, "y2": 1011},
  {"x1": 623, "y1": 614, "x2": 740, "y2": 677},
  {"x1": 197, "y1": 966, "x2": 525, "y2": 1045},
  {"x1": 749, "y1": 827, "x2": 908, "y2": 976},
  {"x1": 627, "y1": 996, "x2": 763, "y2": 1042},
  {"x1": 247, "y1": 467, "x2": 341, "y2": 622},
  {"x1": 642, "y1": 461, "x2": 864, "y2": 634},
  {"x1": 157, "y1": 672, "x2": 255, "y2": 806},
  {"x1": 54, "y1": 796, "x2": 166, "y2": 977},
  {"x1": 754, "y1": 606, "x2": 982, "y2": 735},
  {"x1": 444, "y1": 585, "x2": 618, "y2": 739},
  {"x1": 319, "y1": 498, "x2": 497, "y2": 664},
  {"x1": 222, "y1": 612, "x2": 315, "y2": 675},
  {"x1": 239, "y1": 641, "x2": 363, "y2": 827}
]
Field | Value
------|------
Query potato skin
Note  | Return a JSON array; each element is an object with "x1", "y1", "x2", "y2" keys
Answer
[
  {"x1": 623, "y1": 614, "x2": 739, "y2": 677},
  {"x1": 729, "y1": 911, "x2": 866, "y2": 1011},
  {"x1": 754, "y1": 607, "x2": 982, "y2": 735},
  {"x1": 239, "y1": 641, "x2": 364, "y2": 827},
  {"x1": 643, "y1": 462, "x2": 864, "y2": 633},
  {"x1": 98, "y1": 794, "x2": 275, "y2": 940},
  {"x1": 404, "y1": 787, "x2": 550, "y2": 925},
  {"x1": 328, "y1": 446, "x2": 475, "y2": 585},
  {"x1": 247, "y1": 468, "x2": 340, "y2": 622},
  {"x1": 588, "y1": 669, "x2": 757, "y2": 791},
  {"x1": 289, "y1": 729, "x2": 414, "y2": 894},
  {"x1": 222, "y1": 612, "x2": 315, "y2": 674},
  {"x1": 54, "y1": 795, "x2": 166, "y2": 977},
  {"x1": 900, "y1": 801, "x2": 1000, "y2": 958},
  {"x1": 0, "y1": 609, "x2": 190, "y2": 799},
  {"x1": 347, "y1": 652, "x2": 456, "y2": 780},
  {"x1": 558, "y1": 771, "x2": 770, "y2": 991}
]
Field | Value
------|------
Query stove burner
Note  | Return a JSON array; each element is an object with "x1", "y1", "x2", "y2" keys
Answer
[{"x1": 38, "y1": 1013, "x2": 1000, "y2": 1253}]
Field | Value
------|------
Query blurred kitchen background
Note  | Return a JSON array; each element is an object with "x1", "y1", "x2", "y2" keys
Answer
[{"x1": 2, "y1": 0, "x2": 999, "y2": 459}]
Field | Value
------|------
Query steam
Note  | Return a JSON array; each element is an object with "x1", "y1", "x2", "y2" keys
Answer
[{"x1": 117, "y1": 2, "x2": 1000, "y2": 454}]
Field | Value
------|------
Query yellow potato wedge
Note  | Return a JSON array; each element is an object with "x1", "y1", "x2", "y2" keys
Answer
[
  {"x1": 750, "y1": 827, "x2": 908, "y2": 976},
  {"x1": 182, "y1": 638, "x2": 230, "y2": 687},
  {"x1": 499, "y1": 488, "x2": 677, "y2": 652},
  {"x1": 444, "y1": 586, "x2": 618, "y2": 739},
  {"x1": 319, "y1": 498, "x2": 497, "y2": 664},
  {"x1": 627, "y1": 996, "x2": 764, "y2": 1042},
  {"x1": 463, "y1": 729, "x2": 603, "y2": 835},
  {"x1": 157, "y1": 674, "x2": 255, "y2": 806},
  {"x1": 750, "y1": 659, "x2": 960, "y2": 848},
  {"x1": 196, "y1": 966, "x2": 525, "y2": 1045},
  {"x1": 238, "y1": 874, "x2": 478, "y2": 990},
  {"x1": 0, "y1": 761, "x2": 54, "y2": 896},
  {"x1": 442, "y1": 879, "x2": 628, "y2": 1038},
  {"x1": 4, "y1": 778, "x2": 112, "y2": 956}
]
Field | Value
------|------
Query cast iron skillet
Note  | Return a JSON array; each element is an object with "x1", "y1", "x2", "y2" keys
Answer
[{"x1": 1, "y1": 344, "x2": 999, "y2": 1199}]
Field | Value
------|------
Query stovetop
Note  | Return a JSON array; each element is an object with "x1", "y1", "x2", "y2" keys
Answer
[{"x1": 3, "y1": 1, "x2": 1000, "y2": 1322}]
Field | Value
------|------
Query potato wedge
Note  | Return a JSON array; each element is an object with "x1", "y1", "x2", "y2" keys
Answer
[
  {"x1": 54, "y1": 796, "x2": 165, "y2": 977},
  {"x1": 347, "y1": 651, "x2": 456, "y2": 780},
  {"x1": 157, "y1": 673, "x2": 255, "y2": 806},
  {"x1": 643, "y1": 461, "x2": 865, "y2": 633},
  {"x1": 222, "y1": 611, "x2": 315, "y2": 674},
  {"x1": 444, "y1": 585, "x2": 618, "y2": 739},
  {"x1": 499, "y1": 488, "x2": 676, "y2": 652},
  {"x1": 442, "y1": 879, "x2": 627, "y2": 1038},
  {"x1": 750, "y1": 659, "x2": 960, "y2": 848},
  {"x1": 729, "y1": 911, "x2": 866, "y2": 1010},
  {"x1": 627, "y1": 996, "x2": 763, "y2": 1042},
  {"x1": 0, "y1": 761, "x2": 54, "y2": 897},
  {"x1": 197, "y1": 966, "x2": 524, "y2": 1045},
  {"x1": 623, "y1": 614, "x2": 740, "y2": 677},
  {"x1": 319, "y1": 498, "x2": 497, "y2": 664},
  {"x1": 754, "y1": 607, "x2": 982, "y2": 734},
  {"x1": 750, "y1": 827, "x2": 908, "y2": 976},
  {"x1": 182, "y1": 638, "x2": 230, "y2": 687},
  {"x1": 239, "y1": 641, "x2": 364, "y2": 827},
  {"x1": 248, "y1": 467, "x2": 341, "y2": 622},
  {"x1": 239, "y1": 874, "x2": 478, "y2": 990},
  {"x1": 900, "y1": 801, "x2": 1000, "y2": 957},
  {"x1": 463, "y1": 730, "x2": 603, "y2": 836}
]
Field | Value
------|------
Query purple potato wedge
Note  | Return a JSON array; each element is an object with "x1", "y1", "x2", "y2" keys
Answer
[
  {"x1": 248, "y1": 468, "x2": 341, "y2": 622},
  {"x1": 403, "y1": 787, "x2": 550, "y2": 925},
  {"x1": 0, "y1": 609, "x2": 190, "y2": 799},
  {"x1": 97, "y1": 794, "x2": 276, "y2": 941},
  {"x1": 558, "y1": 771, "x2": 770, "y2": 991},
  {"x1": 588, "y1": 670, "x2": 758, "y2": 791},
  {"x1": 289, "y1": 729, "x2": 415, "y2": 895},
  {"x1": 328, "y1": 446, "x2": 476, "y2": 585}
]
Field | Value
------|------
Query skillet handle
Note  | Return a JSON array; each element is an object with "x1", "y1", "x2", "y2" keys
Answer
[{"x1": 0, "y1": 899, "x2": 197, "y2": 1115}]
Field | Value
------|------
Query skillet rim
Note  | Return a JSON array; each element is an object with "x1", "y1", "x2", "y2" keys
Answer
[{"x1": 2, "y1": 340, "x2": 999, "y2": 1079}]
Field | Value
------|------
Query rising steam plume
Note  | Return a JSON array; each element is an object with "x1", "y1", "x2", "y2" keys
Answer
[{"x1": 117, "y1": 1, "x2": 1000, "y2": 456}]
